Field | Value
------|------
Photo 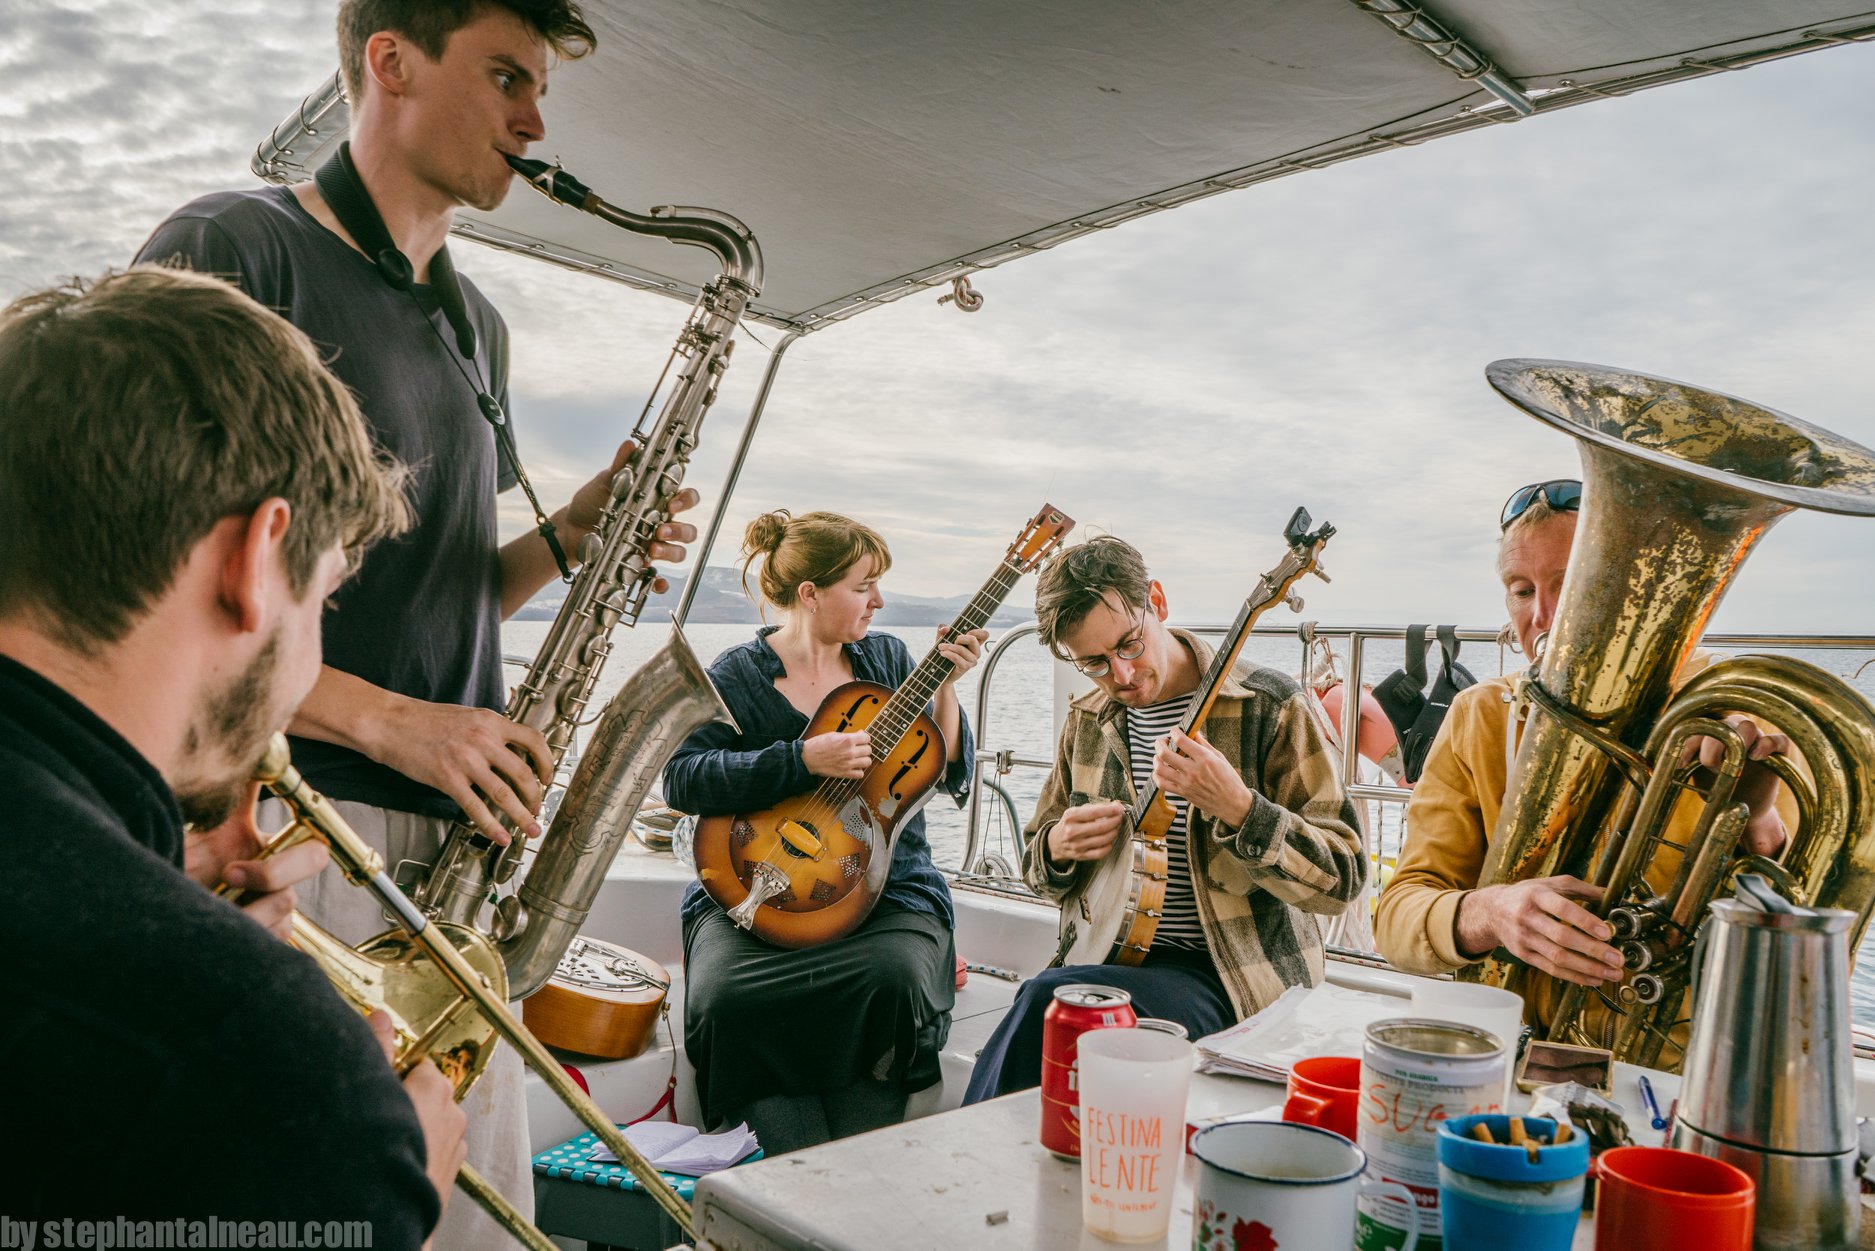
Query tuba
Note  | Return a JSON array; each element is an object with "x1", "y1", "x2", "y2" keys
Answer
[
  {"x1": 412, "y1": 157, "x2": 755, "y2": 996},
  {"x1": 238, "y1": 735, "x2": 694, "y2": 1247},
  {"x1": 1461, "y1": 359, "x2": 1875, "y2": 1071}
]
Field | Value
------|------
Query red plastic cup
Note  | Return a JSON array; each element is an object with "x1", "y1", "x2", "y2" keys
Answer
[
  {"x1": 1594, "y1": 1145, "x2": 1755, "y2": 1251},
  {"x1": 1281, "y1": 1056, "x2": 1362, "y2": 1142}
]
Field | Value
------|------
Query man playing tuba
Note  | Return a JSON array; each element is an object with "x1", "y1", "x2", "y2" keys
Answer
[{"x1": 1376, "y1": 480, "x2": 1795, "y2": 1056}]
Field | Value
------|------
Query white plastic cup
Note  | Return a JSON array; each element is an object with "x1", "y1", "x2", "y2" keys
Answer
[
  {"x1": 1410, "y1": 981, "x2": 1524, "y2": 1100},
  {"x1": 1078, "y1": 1026, "x2": 1193, "y2": 1242}
]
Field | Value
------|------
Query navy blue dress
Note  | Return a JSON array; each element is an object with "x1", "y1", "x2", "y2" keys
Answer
[{"x1": 663, "y1": 627, "x2": 972, "y2": 1125}]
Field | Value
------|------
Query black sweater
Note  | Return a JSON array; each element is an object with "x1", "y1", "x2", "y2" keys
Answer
[{"x1": 0, "y1": 655, "x2": 438, "y2": 1242}]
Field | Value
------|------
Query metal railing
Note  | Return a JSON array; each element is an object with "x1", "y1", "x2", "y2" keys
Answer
[{"x1": 958, "y1": 622, "x2": 1875, "y2": 904}]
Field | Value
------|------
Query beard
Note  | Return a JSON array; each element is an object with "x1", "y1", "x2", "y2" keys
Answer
[{"x1": 175, "y1": 631, "x2": 284, "y2": 828}]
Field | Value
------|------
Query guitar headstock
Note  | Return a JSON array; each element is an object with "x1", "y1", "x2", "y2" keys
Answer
[{"x1": 1006, "y1": 503, "x2": 1075, "y2": 573}]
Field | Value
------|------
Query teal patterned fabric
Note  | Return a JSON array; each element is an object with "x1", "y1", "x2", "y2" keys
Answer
[{"x1": 531, "y1": 1130, "x2": 765, "y2": 1199}]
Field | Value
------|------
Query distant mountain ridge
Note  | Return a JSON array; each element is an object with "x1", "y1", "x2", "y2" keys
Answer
[{"x1": 513, "y1": 565, "x2": 1033, "y2": 626}]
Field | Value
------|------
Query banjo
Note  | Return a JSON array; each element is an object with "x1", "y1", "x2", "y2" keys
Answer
[{"x1": 1051, "y1": 508, "x2": 1336, "y2": 967}]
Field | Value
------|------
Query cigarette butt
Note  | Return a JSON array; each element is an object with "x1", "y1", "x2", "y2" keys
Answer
[
  {"x1": 1508, "y1": 1117, "x2": 1528, "y2": 1147},
  {"x1": 1471, "y1": 1123, "x2": 1496, "y2": 1144},
  {"x1": 1553, "y1": 1122, "x2": 1573, "y2": 1144}
]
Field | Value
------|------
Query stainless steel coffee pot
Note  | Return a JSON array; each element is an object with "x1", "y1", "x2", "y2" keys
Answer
[{"x1": 1670, "y1": 874, "x2": 1861, "y2": 1250}]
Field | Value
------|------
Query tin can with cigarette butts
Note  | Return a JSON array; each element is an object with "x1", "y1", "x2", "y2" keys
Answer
[
  {"x1": 1040, "y1": 984, "x2": 1136, "y2": 1159},
  {"x1": 1355, "y1": 1018, "x2": 1507, "y2": 1249}
]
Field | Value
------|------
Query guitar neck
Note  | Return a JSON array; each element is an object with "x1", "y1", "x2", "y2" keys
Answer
[{"x1": 866, "y1": 559, "x2": 1022, "y2": 758}]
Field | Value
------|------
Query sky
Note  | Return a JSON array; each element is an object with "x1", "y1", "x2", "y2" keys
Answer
[{"x1": 4, "y1": 5, "x2": 1874, "y2": 633}]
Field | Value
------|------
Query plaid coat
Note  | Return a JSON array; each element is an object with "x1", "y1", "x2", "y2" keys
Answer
[{"x1": 1021, "y1": 629, "x2": 1367, "y2": 1020}]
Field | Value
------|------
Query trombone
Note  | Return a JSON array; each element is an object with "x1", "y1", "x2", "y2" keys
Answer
[{"x1": 226, "y1": 734, "x2": 693, "y2": 1247}]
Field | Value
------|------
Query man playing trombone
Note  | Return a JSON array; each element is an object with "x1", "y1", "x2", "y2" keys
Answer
[{"x1": 1, "y1": 267, "x2": 462, "y2": 1240}]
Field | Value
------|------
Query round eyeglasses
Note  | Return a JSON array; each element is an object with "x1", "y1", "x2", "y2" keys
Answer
[{"x1": 1068, "y1": 608, "x2": 1149, "y2": 677}]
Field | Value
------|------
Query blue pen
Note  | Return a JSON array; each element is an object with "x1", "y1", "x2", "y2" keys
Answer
[{"x1": 1637, "y1": 1073, "x2": 1667, "y2": 1131}]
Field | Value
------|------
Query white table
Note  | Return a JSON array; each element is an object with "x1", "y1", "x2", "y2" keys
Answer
[{"x1": 691, "y1": 1017, "x2": 1677, "y2": 1250}]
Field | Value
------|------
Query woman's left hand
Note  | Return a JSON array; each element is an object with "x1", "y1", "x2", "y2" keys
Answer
[{"x1": 936, "y1": 626, "x2": 990, "y2": 687}]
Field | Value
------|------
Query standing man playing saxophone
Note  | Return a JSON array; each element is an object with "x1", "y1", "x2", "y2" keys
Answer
[
  {"x1": 136, "y1": 5, "x2": 696, "y2": 1240},
  {"x1": 1, "y1": 266, "x2": 463, "y2": 1238}
]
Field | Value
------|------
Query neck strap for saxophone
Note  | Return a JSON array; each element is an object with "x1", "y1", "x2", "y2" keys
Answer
[{"x1": 314, "y1": 142, "x2": 572, "y2": 581}]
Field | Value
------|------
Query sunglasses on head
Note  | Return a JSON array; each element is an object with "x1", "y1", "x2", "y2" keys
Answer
[{"x1": 1500, "y1": 479, "x2": 1582, "y2": 531}]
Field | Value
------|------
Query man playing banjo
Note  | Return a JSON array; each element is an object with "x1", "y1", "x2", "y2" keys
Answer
[{"x1": 963, "y1": 535, "x2": 1366, "y2": 1101}]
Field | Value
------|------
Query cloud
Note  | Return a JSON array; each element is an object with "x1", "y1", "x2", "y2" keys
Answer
[{"x1": 5, "y1": 6, "x2": 1874, "y2": 637}]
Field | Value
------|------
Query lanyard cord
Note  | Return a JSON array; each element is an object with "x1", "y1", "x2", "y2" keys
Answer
[{"x1": 314, "y1": 144, "x2": 572, "y2": 582}]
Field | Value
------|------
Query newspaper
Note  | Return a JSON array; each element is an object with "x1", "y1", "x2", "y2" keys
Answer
[
  {"x1": 588, "y1": 1120, "x2": 760, "y2": 1175},
  {"x1": 1194, "y1": 983, "x2": 1409, "y2": 1080}
]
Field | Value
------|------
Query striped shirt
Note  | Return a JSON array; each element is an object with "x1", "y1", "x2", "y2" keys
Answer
[
  {"x1": 1024, "y1": 629, "x2": 1367, "y2": 1020},
  {"x1": 1125, "y1": 695, "x2": 1209, "y2": 952}
]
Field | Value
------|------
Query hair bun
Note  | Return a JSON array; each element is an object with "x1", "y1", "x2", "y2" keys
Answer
[{"x1": 743, "y1": 509, "x2": 792, "y2": 556}]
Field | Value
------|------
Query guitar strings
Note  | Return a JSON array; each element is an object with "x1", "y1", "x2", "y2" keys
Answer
[{"x1": 748, "y1": 561, "x2": 1023, "y2": 888}]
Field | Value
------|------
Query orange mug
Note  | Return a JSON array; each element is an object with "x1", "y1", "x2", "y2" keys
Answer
[
  {"x1": 1282, "y1": 1056, "x2": 1361, "y2": 1142},
  {"x1": 1593, "y1": 1146, "x2": 1755, "y2": 1251}
]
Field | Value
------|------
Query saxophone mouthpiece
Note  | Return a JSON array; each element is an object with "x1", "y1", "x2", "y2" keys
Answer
[{"x1": 505, "y1": 154, "x2": 593, "y2": 209}]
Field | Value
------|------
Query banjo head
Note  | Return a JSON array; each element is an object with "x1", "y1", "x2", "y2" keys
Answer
[{"x1": 1058, "y1": 833, "x2": 1163, "y2": 966}]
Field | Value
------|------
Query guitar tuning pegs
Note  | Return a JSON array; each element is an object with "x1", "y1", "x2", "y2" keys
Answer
[
  {"x1": 1284, "y1": 590, "x2": 1305, "y2": 614},
  {"x1": 1310, "y1": 559, "x2": 1332, "y2": 584}
]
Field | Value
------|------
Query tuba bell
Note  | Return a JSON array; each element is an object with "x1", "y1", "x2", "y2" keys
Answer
[{"x1": 1460, "y1": 359, "x2": 1875, "y2": 1071}]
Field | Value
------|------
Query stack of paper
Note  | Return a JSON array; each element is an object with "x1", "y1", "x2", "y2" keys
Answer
[
  {"x1": 589, "y1": 1121, "x2": 761, "y2": 1176},
  {"x1": 1194, "y1": 983, "x2": 1408, "y2": 1081}
]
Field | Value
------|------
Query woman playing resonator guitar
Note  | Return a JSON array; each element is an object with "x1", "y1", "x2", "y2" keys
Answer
[{"x1": 662, "y1": 510, "x2": 985, "y2": 1154}]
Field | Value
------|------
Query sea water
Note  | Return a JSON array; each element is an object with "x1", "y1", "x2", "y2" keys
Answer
[{"x1": 502, "y1": 618, "x2": 1875, "y2": 1027}]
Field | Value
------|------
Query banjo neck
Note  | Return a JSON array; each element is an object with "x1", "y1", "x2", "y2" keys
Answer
[
  {"x1": 1128, "y1": 507, "x2": 1336, "y2": 833},
  {"x1": 1129, "y1": 592, "x2": 1261, "y2": 831}
]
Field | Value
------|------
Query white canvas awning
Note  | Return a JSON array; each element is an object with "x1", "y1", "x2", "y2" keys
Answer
[{"x1": 256, "y1": 1, "x2": 1875, "y2": 331}]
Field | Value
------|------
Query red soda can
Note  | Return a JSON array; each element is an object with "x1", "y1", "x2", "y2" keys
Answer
[{"x1": 1039, "y1": 984, "x2": 1136, "y2": 1159}]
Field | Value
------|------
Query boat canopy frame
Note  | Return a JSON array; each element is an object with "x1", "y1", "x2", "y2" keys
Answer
[
  {"x1": 249, "y1": 1, "x2": 1875, "y2": 611},
  {"x1": 254, "y1": 4, "x2": 1875, "y2": 333}
]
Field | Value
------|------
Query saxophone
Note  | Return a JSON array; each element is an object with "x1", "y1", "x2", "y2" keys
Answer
[
  {"x1": 1459, "y1": 359, "x2": 1875, "y2": 1071},
  {"x1": 411, "y1": 157, "x2": 758, "y2": 997}
]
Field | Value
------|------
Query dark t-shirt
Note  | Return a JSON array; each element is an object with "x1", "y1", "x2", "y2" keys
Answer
[
  {"x1": 135, "y1": 187, "x2": 516, "y2": 817},
  {"x1": 0, "y1": 655, "x2": 437, "y2": 1240}
]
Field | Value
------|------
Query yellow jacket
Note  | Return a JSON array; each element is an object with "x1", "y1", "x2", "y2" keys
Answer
[{"x1": 1375, "y1": 652, "x2": 1797, "y2": 1047}]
